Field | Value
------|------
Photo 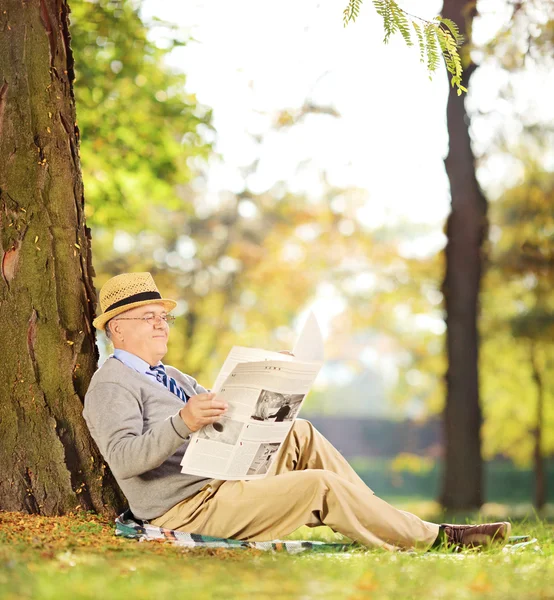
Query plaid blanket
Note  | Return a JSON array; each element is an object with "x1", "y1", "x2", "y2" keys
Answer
[
  {"x1": 115, "y1": 512, "x2": 539, "y2": 554},
  {"x1": 115, "y1": 512, "x2": 355, "y2": 554}
]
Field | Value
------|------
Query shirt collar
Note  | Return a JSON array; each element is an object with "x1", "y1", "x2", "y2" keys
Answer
[{"x1": 113, "y1": 349, "x2": 161, "y2": 375}]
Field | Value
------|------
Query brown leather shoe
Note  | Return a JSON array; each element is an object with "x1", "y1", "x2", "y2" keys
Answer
[{"x1": 441, "y1": 522, "x2": 512, "y2": 549}]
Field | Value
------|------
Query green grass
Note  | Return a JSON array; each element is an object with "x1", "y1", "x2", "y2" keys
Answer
[{"x1": 1, "y1": 506, "x2": 553, "y2": 600}]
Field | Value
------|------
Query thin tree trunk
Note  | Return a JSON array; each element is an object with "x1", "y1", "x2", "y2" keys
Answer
[
  {"x1": 0, "y1": 0, "x2": 124, "y2": 514},
  {"x1": 529, "y1": 342, "x2": 546, "y2": 510},
  {"x1": 440, "y1": 0, "x2": 486, "y2": 510}
]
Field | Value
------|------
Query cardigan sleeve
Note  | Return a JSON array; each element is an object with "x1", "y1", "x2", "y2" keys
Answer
[{"x1": 83, "y1": 381, "x2": 192, "y2": 480}]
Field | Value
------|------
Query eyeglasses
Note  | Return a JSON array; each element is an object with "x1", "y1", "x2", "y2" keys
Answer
[{"x1": 113, "y1": 314, "x2": 176, "y2": 326}]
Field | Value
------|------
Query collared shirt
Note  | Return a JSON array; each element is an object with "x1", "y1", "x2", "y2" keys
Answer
[{"x1": 113, "y1": 349, "x2": 164, "y2": 389}]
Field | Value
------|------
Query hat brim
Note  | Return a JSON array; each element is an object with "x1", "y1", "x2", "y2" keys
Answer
[{"x1": 93, "y1": 298, "x2": 177, "y2": 331}]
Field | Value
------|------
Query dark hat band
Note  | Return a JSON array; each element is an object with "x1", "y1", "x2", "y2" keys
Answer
[{"x1": 104, "y1": 291, "x2": 162, "y2": 313}]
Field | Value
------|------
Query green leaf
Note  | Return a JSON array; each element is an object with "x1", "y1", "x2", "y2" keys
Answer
[
  {"x1": 343, "y1": 1, "x2": 467, "y2": 94},
  {"x1": 424, "y1": 23, "x2": 440, "y2": 73},
  {"x1": 343, "y1": 0, "x2": 363, "y2": 26},
  {"x1": 412, "y1": 21, "x2": 425, "y2": 63}
]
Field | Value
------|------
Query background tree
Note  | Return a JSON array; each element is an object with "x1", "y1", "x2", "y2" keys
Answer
[
  {"x1": 339, "y1": 0, "x2": 553, "y2": 510},
  {"x1": 467, "y1": 0, "x2": 554, "y2": 510},
  {"x1": 440, "y1": 0, "x2": 485, "y2": 511},
  {"x1": 69, "y1": 0, "x2": 213, "y2": 230},
  {"x1": 339, "y1": 0, "x2": 552, "y2": 510},
  {"x1": 0, "y1": 0, "x2": 123, "y2": 514},
  {"x1": 482, "y1": 168, "x2": 554, "y2": 509}
]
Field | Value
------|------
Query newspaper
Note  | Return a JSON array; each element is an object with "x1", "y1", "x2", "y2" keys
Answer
[{"x1": 180, "y1": 312, "x2": 324, "y2": 480}]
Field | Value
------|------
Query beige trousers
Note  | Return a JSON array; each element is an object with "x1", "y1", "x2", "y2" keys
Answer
[{"x1": 151, "y1": 419, "x2": 439, "y2": 550}]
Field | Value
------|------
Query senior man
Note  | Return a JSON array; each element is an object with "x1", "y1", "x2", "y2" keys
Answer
[{"x1": 84, "y1": 272, "x2": 511, "y2": 551}]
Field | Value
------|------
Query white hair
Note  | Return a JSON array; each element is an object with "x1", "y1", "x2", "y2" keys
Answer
[{"x1": 104, "y1": 319, "x2": 113, "y2": 340}]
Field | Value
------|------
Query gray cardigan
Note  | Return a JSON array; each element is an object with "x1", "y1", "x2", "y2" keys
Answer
[{"x1": 83, "y1": 357, "x2": 212, "y2": 519}]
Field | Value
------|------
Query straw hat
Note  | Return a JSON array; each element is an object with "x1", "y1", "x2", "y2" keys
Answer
[{"x1": 93, "y1": 272, "x2": 177, "y2": 331}]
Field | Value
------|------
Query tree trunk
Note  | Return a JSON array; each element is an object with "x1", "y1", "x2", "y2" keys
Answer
[
  {"x1": 529, "y1": 343, "x2": 546, "y2": 510},
  {"x1": 0, "y1": 0, "x2": 124, "y2": 514},
  {"x1": 440, "y1": 0, "x2": 486, "y2": 510}
]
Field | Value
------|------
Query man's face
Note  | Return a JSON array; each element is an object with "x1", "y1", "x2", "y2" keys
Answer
[{"x1": 108, "y1": 303, "x2": 170, "y2": 365}]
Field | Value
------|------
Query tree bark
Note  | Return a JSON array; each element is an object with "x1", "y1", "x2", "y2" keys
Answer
[
  {"x1": 0, "y1": 0, "x2": 124, "y2": 514},
  {"x1": 440, "y1": 0, "x2": 486, "y2": 510},
  {"x1": 529, "y1": 343, "x2": 546, "y2": 510}
]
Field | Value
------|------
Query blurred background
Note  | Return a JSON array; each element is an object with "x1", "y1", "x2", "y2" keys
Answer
[{"x1": 70, "y1": 0, "x2": 553, "y2": 511}]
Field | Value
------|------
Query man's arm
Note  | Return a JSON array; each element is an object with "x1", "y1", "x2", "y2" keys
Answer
[{"x1": 84, "y1": 382, "x2": 193, "y2": 480}]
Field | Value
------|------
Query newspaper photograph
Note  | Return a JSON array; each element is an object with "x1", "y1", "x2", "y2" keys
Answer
[
  {"x1": 180, "y1": 313, "x2": 324, "y2": 480},
  {"x1": 251, "y1": 390, "x2": 305, "y2": 422}
]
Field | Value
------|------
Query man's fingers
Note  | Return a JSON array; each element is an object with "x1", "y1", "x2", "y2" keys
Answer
[
  {"x1": 190, "y1": 393, "x2": 228, "y2": 409},
  {"x1": 194, "y1": 401, "x2": 227, "y2": 411},
  {"x1": 212, "y1": 401, "x2": 228, "y2": 410},
  {"x1": 200, "y1": 408, "x2": 227, "y2": 417},
  {"x1": 206, "y1": 399, "x2": 228, "y2": 410}
]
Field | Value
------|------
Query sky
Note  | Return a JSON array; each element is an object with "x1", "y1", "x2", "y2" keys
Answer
[
  {"x1": 138, "y1": 0, "x2": 554, "y2": 217},
  {"x1": 140, "y1": 0, "x2": 451, "y2": 231}
]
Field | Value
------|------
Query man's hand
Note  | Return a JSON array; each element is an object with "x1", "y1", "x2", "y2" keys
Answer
[{"x1": 179, "y1": 393, "x2": 228, "y2": 432}]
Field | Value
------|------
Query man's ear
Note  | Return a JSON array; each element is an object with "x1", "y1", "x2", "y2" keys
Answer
[{"x1": 109, "y1": 319, "x2": 124, "y2": 343}]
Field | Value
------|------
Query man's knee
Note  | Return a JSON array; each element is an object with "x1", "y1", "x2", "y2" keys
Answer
[
  {"x1": 291, "y1": 418, "x2": 316, "y2": 438},
  {"x1": 295, "y1": 469, "x2": 338, "y2": 493}
]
